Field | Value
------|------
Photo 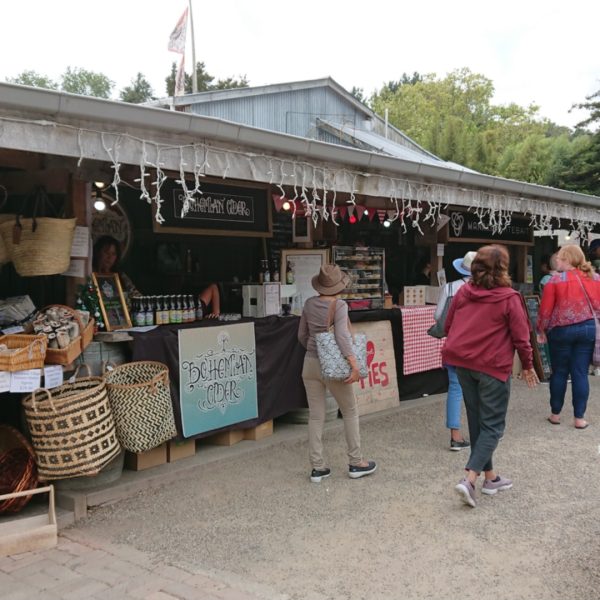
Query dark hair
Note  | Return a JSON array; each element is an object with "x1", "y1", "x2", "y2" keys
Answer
[
  {"x1": 92, "y1": 235, "x2": 121, "y2": 272},
  {"x1": 470, "y1": 245, "x2": 511, "y2": 289}
]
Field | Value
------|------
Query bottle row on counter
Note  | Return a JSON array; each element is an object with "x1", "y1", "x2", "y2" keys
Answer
[{"x1": 131, "y1": 295, "x2": 201, "y2": 327}]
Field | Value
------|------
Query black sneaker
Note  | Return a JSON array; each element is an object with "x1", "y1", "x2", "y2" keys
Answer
[
  {"x1": 348, "y1": 460, "x2": 377, "y2": 479},
  {"x1": 450, "y1": 439, "x2": 470, "y2": 451},
  {"x1": 310, "y1": 468, "x2": 331, "y2": 483}
]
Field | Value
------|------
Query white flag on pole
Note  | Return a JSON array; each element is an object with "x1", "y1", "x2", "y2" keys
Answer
[
  {"x1": 174, "y1": 55, "x2": 186, "y2": 97},
  {"x1": 168, "y1": 7, "x2": 189, "y2": 55}
]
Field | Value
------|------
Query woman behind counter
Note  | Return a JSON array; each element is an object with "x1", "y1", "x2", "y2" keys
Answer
[
  {"x1": 298, "y1": 264, "x2": 377, "y2": 483},
  {"x1": 537, "y1": 245, "x2": 600, "y2": 429},
  {"x1": 92, "y1": 236, "x2": 221, "y2": 318}
]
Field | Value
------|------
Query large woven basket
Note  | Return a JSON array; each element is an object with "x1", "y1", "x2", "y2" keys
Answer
[
  {"x1": 0, "y1": 216, "x2": 76, "y2": 276},
  {"x1": 104, "y1": 361, "x2": 177, "y2": 453},
  {"x1": 0, "y1": 334, "x2": 47, "y2": 372},
  {"x1": 0, "y1": 214, "x2": 14, "y2": 265},
  {"x1": 22, "y1": 369, "x2": 121, "y2": 480},
  {"x1": 0, "y1": 425, "x2": 38, "y2": 513}
]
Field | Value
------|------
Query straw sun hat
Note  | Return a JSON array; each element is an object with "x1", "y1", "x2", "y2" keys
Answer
[
  {"x1": 311, "y1": 264, "x2": 350, "y2": 295},
  {"x1": 452, "y1": 251, "x2": 477, "y2": 276}
]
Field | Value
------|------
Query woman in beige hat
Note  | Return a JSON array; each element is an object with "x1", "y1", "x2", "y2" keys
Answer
[{"x1": 298, "y1": 264, "x2": 377, "y2": 483}]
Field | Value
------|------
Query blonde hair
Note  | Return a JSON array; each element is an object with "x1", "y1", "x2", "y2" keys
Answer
[{"x1": 557, "y1": 245, "x2": 595, "y2": 279}]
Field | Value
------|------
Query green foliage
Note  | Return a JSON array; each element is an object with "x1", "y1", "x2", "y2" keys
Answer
[
  {"x1": 119, "y1": 73, "x2": 155, "y2": 104},
  {"x1": 350, "y1": 87, "x2": 366, "y2": 103},
  {"x1": 60, "y1": 67, "x2": 114, "y2": 98},
  {"x1": 6, "y1": 70, "x2": 58, "y2": 90},
  {"x1": 165, "y1": 61, "x2": 247, "y2": 95}
]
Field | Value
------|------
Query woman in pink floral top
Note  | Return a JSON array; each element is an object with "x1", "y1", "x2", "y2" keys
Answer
[{"x1": 537, "y1": 245, "x2": 600, "y2": 428}]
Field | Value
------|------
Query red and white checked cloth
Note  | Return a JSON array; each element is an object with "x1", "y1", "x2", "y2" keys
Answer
[{"x1": 400, "y1": 306, "x2": 445, "y2": 375}]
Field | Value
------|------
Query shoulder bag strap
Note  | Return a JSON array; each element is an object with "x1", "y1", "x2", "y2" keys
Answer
[
  {"x1": 326, "y1": 298, "x2": 356, "y2": 341},
  {"x1": 576, "y1": 273, "x2": 596, "y2": 319}
]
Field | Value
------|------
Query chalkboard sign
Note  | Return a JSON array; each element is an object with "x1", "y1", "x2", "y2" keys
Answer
[
  {"x1": 92, "y1": 273, "x2": 132, "y2": 332},
  {"x1": 152, "y1": 179, "x2": 272, "y2": 237},
  {"x1": 523, "y1": 295, "x2": 552, "y2": 380},
  {"x1": 448, "y1": 210, "x2": 533, "y2": 244}
]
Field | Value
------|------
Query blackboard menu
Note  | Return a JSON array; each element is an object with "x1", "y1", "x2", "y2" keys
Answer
[
  {"x1": 157, "y1": 179, "x2": 271, "y2": 236},
  {"x1": 523, "y1": 295, "x2": 552, "y2": 380},
  {"x1": 92, "y1": 273, "x2": 132, "y2": 332},
  {"x1": 448, "y1": 210, "x2": 532, "y2": 243}
]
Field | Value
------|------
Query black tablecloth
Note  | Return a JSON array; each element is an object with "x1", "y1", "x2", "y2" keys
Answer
[
  {"x1": 130, "y1": 310, "x2": 448, "y2": 439},
  {"x1": 131, "y1": 316, "x2": 307, "y2": 439}
]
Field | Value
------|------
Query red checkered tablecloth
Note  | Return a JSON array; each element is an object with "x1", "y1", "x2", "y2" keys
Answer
[{"x1": 400, "y1": 306, "x2": 444, "y2": 375}]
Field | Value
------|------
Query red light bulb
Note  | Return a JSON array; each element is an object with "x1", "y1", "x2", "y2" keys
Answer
[{"x1": 349, "y1": 215, "x2": 357, "y2": 224}]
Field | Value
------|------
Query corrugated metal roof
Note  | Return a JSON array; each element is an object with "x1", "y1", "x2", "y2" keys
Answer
[{"x1": 317, "y1": 119, "x2": 478, "y2": 173}]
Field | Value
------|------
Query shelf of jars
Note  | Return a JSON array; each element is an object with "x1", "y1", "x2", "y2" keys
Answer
[{"x1": 332, "y1": 246, "x2": 385, "y2": 310}]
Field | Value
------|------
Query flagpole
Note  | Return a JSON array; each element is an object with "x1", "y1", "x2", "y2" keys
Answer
[{"x1": 188, "y1": 0, "x2": 198, "y2": 94}]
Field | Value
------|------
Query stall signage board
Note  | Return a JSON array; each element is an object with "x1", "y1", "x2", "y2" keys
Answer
[
  {"x1": 448, "y1": 211, "x2": 532, "y2": 243},
  {"x1": 351, "y1": 321, "x2": 400, "y2": 416},
  {"x1": 92, "y1": 273, "x2": 132, "y2": 332},
  {"x1": 178, "y1": 323, "x2": 258, "y2": 437},
  {"x1": 523, "y1": 295, "x2": 552, "y2": 381},
  {"x1": 155, "y1": 179, "x2": 271, "y2": 235},
  {"x1": 280, "y1": 249, "x2": 329, "y2": 313}
]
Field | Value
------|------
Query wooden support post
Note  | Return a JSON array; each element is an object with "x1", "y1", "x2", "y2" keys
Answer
[
  {"x1": 65, "y1": 177, "x2": 91, "y2": 307},
  {"x1": 515, "y1": 246, "x2": 527, "y2": 283}
]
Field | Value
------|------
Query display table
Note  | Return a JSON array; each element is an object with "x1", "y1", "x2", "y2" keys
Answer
[
  {"x1": 130, "y1": 317, "x2": 307, "y2": 439},
  {"x1": 129, "y1": 309, "x2": 448, "y2": 439}
]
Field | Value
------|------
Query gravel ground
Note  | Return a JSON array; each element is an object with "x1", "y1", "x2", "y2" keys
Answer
[{"x1": 69, "y1": 377, "x2": 600, "y2": 600}]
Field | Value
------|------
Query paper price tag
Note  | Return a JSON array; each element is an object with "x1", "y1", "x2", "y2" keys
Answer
[
  {"x1": 0, "y1": 371, "x2": 10, "y2": 393},
  {"x1": 9, "y1": 369, "x2": 42, "y2": 393},
  {"x1": 44, "y1": 365, "x2": 64, "y2": 389}
]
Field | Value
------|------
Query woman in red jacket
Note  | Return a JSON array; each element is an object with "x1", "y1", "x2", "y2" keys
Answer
[
  {"x1": 537, "y1": 245, "x2": 600, "y2": 429},
  {"x1": 443, "y1": 245, "x2": 538, "y2": 508}
]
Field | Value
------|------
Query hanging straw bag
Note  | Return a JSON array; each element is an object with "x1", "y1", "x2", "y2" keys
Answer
[
  {"x1": 315, "y1": 300, "x2": 368, "y2": 381},
  {"x1": 104, "y1": 361, "x2": 177, "y2": 453},
  {"x1": 0, "y1": 186, "x2": 76, "y2": 276},
  {"x1": 22, "y1": 365, "x2": 120, "y2": 480}
]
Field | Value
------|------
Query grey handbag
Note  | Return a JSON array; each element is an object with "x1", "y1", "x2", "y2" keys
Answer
[
  {"x1": 315, "y1": 300, "x2": 368, "y2": 380},
  {"x1": 427, "y1": 281, "x2": 455, "y2": 339}
]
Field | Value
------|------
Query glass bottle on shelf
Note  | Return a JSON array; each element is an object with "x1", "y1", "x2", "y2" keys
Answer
[
  {"x1": 183, "y1": 294, "x2": 190, "y2": 323},
  {"x1": 258, "y1": 260, "x2": 265, "y2": 284},
  {"x1": 263, "y1": 260, "x2": 271, "y2": 283},
  {"x1": 134, "y1": 298, "x2": 145, "y2": 327},
  {"x1": 195, "y1": 295, "x2": 203, "y2": 321},
  {"x1": 145, "y1": 296, "x2": 155, "y2": 326},
  {"x1": 187, "y1": 295, "x2": 195, "y2": 322},
  {"x1": 286, "y1": 261, "x2": 295, "y2": 284},
  {"x1": 272, "y1": 262, "x2": 280, "y2": 282},
  {"x1": 169, "y1": 295, "x2": 177, "y2": 324}
]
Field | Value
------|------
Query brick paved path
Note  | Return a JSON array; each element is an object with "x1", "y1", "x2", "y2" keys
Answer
[{"x1": 1, "y1": 530, "x2": 287, "y2": 600}]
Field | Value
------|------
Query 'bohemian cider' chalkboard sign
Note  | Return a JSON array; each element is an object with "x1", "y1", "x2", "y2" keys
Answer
[
  {"x1": 153, "y1": 179, "x2": 272, "y2": 237},
  {"x1": 523, "y1": 295, "x2": 552, "y2": 381},
  {"x1": 92, "y1": 273, "x2": 132, "y2": 332}
]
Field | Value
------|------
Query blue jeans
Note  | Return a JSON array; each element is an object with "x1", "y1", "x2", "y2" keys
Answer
[
  {"x1": 547, "y1": 319, "x2": 595, "y2": 419},
  {"x1": 446, "y1": 365, "x2": 463, "y2": 430}
]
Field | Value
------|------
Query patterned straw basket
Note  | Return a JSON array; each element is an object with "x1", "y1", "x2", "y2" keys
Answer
[
  {"x1": 104, "y1": 361, "x2": 177, "y2": 453},
  {"x1": 0, "y1": 425, "x2": 38, "y2": 514},
  {"x1": 22, "y1": 367, "x2": 121, "y2": 480}
]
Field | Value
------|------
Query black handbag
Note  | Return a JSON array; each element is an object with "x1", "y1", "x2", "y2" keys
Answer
[{"x1": 427, "y1": 282, "x2": 455, "y2": 339}]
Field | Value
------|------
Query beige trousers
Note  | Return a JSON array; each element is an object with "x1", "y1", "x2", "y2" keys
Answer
[{"x1": 301, "y1": 356, "x2": 363, "y2": 469}]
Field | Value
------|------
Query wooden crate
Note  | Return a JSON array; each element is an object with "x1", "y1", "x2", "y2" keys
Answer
[
  {"x1": 243, "y1": 420, "x2": 273, "y2": 441},
  {"x1": 167, "y1": 439, "x2": 196, "y2": 462},
  {"x1": 124, "y1": 444, "x2": 167, "y2": 471},
  {"x1": 204, "y1": 429, "x2": 244, "y2": 446},
  {"x1": 0, "y1": 486, "x2": 57, "y2": 557}
]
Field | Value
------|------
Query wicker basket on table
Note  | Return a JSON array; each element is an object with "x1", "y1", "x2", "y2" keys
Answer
[
  {"x1": 0, "y1": 425, "x2": 38, "y2": 514},
  {"x1": 40, "y1": 304, "x2": 94, "y2": 365},
  {"x1": 0, "y1": 334, "x2": 47, "y2": 372}
]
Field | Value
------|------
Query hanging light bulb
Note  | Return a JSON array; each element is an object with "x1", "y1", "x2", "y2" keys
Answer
[
  {"x1": 349, "y1": 215, "x2": 357, "y2": 224},
  {"x1": 282, "y1": 200, "x2": 291, "y2": 211},
  {"x1": 93, "y1": 189, "x2": 106, "y2": 211},
  {"x1": 383, "y1": 219, "x2": 391, "y2": 228}
]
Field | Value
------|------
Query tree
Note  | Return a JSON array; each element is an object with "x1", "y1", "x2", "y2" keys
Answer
[
  {"x1": 6, "y1": 70, "x2": 58, "y2": 90},
  {"x1": 61, "y1": 67, "x2": 113, "y2": 98},
  {"x1": 165, "y1": 61, "x2": 247, "y2": 96},
  {"x1": 119, "y1": 73, "x2": 155, "y2": 104},
  {"x1": 350, "y1": 87, "x2": 366, "y2": 103}
]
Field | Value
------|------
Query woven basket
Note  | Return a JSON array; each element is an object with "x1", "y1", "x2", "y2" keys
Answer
[
  {"x1": 0, "y1": 214, "x2": 14, "y2": 266},
  {"x1": 0, "y1": 425, "x2": 38, "y2": 513},
  {"x1": 104, "y1": 361, "x2": 177, "y2": 453},
  {"x1": 22, "y1": 368, "x2": 121, "y2": 480},
  {"x1": 0, "y1": 216, "x2": 76, "y2": 276},
  {"x1": 0, "y1": 334, "x2": 47, "y2": 372},
  {"x1": 41, "y1": 305, "x2": 88, "y2": 365}
]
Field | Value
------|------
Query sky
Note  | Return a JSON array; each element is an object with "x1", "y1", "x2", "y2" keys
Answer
[{"x1": 1, "y1": 0, "x2": 598, "y2": 129}]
